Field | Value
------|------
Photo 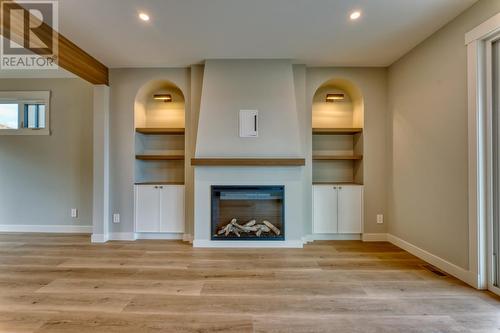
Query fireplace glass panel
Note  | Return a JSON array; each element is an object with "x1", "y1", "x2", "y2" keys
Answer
[{"x1": 211, "y1": 186, "x2": 285, "y2": 240}]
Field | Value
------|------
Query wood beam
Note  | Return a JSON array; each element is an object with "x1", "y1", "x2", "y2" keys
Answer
[{"x1": 0, "y1": 0, "x2": 108, "y2": 85}]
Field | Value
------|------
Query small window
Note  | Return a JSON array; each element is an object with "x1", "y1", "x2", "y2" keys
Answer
[
  {"x1": 0, "y1": 104, "x2": 20, "y2": 129},
  {"x1": 0, "y1": 91, "x2": 50, "y2": 135},
  {"x1": 24, "y1": 104, "x2": 46, "y2": 129}
]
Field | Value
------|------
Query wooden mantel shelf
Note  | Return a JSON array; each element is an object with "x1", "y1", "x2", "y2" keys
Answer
[{"x1": 191, "y1": 158, "x2": 306, "y2": 167}]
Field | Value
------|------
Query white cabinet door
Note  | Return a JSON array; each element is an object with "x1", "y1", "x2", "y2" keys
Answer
[
  {"x1": 313, "y1": 185, "x2": 338, "y2": 234},
  {"x1": 338, "y1": 186, "x2": 363, "y2": 234},
  {"x1": 135, "y1": 185, "x2": 161, "y2": 233},
  {"x1": 160, "y1": 185, "x2": 185, "y2": 233}
]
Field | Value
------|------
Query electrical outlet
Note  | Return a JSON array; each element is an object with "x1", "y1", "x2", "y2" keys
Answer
[
  {"x1": 71, "y1": 208, "x2": 78, "y2": 218},
  {"x1": 113, "y1": 213, "x2": 120, "y2": 224},
  {"x1": 377, "y1": 214, "x2": 384, "y2": 224}
]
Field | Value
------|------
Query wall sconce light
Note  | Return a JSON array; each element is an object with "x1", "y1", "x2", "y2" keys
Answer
[
  {"x1": 326, "y1": 93, "x2": 345, "y2": 102},
  {"x1": 153, "y1": 93, "x2": 172, "y2": 103}
]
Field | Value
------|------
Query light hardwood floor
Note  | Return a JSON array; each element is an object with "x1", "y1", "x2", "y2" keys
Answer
[{"x1": 0, "y1": 233, "x2": 498, "y2": 332}]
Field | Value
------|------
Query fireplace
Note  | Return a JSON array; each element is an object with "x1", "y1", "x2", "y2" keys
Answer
[{"x1": 211, "y1": 186, "x2": 285, "y2": 240}]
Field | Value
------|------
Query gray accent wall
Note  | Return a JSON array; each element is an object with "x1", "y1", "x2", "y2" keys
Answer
[
  {"x1": 108, "y1": 68, "x2": 191, "y2": 234},
  {"x1": 388, "y1": 0, "x2": 500, "y2": 270},
  {"x1": 196, "y1": 60, "x2": 302, "y2": 157},
  {"x1": 0, "y1": 78, "x2": 93, "y2": 227},
  {"x1": 108, "y1": 64, "x2": 389, "y2": 238},
  {"x1": 307, "y1": 68, "x2": 389, "y2": 235}
]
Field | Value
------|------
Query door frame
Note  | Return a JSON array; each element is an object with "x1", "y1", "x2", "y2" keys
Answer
[{"x1": 466, "y1": 12, "x2": 500, "y2": 292}]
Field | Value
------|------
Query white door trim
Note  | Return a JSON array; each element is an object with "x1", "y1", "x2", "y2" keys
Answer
[{"x1": 466, "y1": 15, "x2": 500, "y2": 292}]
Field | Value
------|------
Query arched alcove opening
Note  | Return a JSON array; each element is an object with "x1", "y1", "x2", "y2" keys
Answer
[
  {"x1": 312, "y1": 78, "x2": 364, "y2": 185},
  {"x1": 134, "y1": 80, "x2": 185, "y2": 129},
  {"x1": 312, "y1": 78, "x2": 364, "y2": 129},
  {"x1": 134, "y1": 80, "x2": 186, "y2": 184}
]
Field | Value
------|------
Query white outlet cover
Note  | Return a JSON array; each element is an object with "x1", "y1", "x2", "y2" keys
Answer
[
  {"x1": 71, "y1": 208, "x2": 78, "y2": 218},
  {"x1": 377, "y1": 214, "x2": 384, "y2": 224},
  {"x1": 113, "y1": 214, "x2": 120, "y2": 223}
]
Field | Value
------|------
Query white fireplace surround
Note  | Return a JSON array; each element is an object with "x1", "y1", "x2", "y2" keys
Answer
[{"x1": 193, "y1": 166, "x2": 305, "y2": 248}]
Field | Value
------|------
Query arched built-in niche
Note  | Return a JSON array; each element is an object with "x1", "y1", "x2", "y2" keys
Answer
[
  {"x1": 135, "y1": 80, "x2": 185, "y2": 129},
  {"x1": 134, "y1": 80, "x2": 186, "y2": 184},
  {"x1": 312, "y1": 78, "x2": 364, "y2": 129},
  {"x1": 312, "y1": 79, "x2": 364, "y2": 185}
]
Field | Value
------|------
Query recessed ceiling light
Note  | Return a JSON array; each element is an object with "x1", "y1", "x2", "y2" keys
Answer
[
  {"x1": 139, "y1": 12, "x2": 150, "y2": 22},
  {"x1": 350, "y1": 11, "x2": 361, "y2": 20}
]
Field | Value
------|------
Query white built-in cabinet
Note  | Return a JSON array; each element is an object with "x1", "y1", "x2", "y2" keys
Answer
[
  {"x1": 313, "y1": 185, "x2": 363, "y2": 234},
  {"x1": 135, "y1": 185, "x2": 185, "y2": 233}
]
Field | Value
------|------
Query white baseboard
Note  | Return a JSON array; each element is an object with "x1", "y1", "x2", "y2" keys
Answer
[
  {"x1": 193, "y1": 240, "x2": 304, "y2": 248},
  {"x1": 98, "y1": 232, "x2": 192, "y2": 242},
  {"x1": 303, "y1": 234, "x2": 361, "y2": 242},
  {"x1": 135, "y1": 233, "x2": 183, "y2": 240},
  {"x1": 386, "y1": 234, "x2": 475, "y2": 287},
  {"x1": 0, "y1": 224, "x2": 92, "y2": 234},
  {"x1": 91, "y1": 233, "x2": 108, "y2": 243},
  {"x1": 107, "y1": 232, "x2": 136, "y2": 241},
  {"x1": 362, "y1": 233, "x2": 388, "y2": 242}
]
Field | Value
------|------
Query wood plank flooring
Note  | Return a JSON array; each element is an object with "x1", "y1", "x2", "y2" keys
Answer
[{"x1": 0, "y1": 233, "x2": 498, "y2": 332}]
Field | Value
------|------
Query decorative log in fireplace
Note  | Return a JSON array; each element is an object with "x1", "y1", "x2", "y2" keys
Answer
[
  {"x1": 211, "y1": 186, "x2": 285, "y2": 241},
  {"x1": 217, "y1": 218, "x2": 281, "y2": 237}
]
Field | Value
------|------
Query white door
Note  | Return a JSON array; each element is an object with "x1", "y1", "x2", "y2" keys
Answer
[
  {"x1": 338, "y1": 186, "x2": 363, "y2": 234},
  {"x1": 313, "y1": 185, "x2": 338, "y2": 234},
  {"x1": 135, "y1": 185, "x2": 161, "y2": 232},
  {"x1": 160, "y1": 185, "x2": 185, "y2": 233}
]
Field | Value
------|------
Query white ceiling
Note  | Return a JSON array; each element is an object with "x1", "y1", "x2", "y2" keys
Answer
[{"x1": 57, "y1": 0, "x2": 478, "y2": 68}]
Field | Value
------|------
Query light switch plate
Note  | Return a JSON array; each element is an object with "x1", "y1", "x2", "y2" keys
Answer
[{"x1": 239, "y1": 110, "x2": 258, "y2": 138}]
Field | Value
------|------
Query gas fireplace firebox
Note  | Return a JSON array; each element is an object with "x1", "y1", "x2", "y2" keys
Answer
[{"x1": 211, "y1": 186, "x2": 285, "y2": 241}]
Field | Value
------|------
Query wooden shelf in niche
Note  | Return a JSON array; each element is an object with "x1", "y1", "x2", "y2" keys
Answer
[
  {"x1": 312, "y1": 155, "x2": 363, "y2": 161},
  {"x1": 136, "y1": 128, "x2": 185, "y2": 135},
  {"x1": 313, "y1": 181, "x2": 363, "y2": 185},
  {"x1": 312, "y1": 128, "x2": 363, "y2": 135},
  {"x1": 191, "y1": 158, "x2": 306, "y2": 166},
  {"x1": 135, "y1": 181, "x2": 185, "y2": 185},
  {"x1": 136, "y1": 155, "x2": 185, "y2": 161}
]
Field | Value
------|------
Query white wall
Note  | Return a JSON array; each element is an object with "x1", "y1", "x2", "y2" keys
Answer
[
  {"x1": 0, "y1": 78, "x2": 93, "y2": 228},
  {"x1": 388, "y1": 0, "x2": 500, "y2": 269}
]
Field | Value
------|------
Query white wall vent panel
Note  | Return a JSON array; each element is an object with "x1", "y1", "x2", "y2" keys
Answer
[{"x1": 239, "y1": 110, "x2": 258, "y2": 138}]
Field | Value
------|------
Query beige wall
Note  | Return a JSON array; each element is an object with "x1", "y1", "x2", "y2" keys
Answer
[
  {"x1": 0, "y1": 78, "x2": 94, "y2": 227},
  {"x1": 388, "y1": 0, "x2": 500, "y2": 269}
]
